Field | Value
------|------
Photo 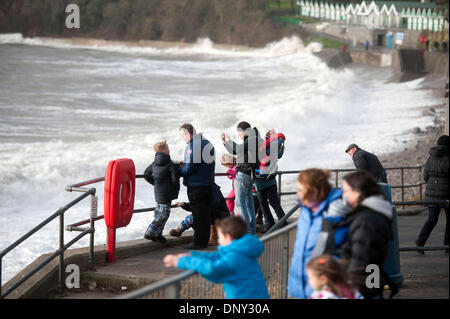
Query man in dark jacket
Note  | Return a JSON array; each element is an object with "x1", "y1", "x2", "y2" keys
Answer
[
  {"x1": 179, "y1": 123, "x2": 216, "y2": 249},
  {"x1": 416, "y1": 135, "x2": 449, "y2": 253},
  {"x1": 345, "y1": 144, "x2": 388, "y2": 183},
  {"x1": 143, "y1": 141, "x2": 180, "y2": 243},
  {"x1": 222, "y1": 122, "x2": 264, "y2": 233}
]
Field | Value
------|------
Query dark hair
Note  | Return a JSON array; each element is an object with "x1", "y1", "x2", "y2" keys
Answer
[
  {"x1": 215, "y1": 216, "x2": 247, "y2": 239},
  {"x1": 343, "y1": 170, "x2": 385, "y2": 205},
  {"x1": 307, "y1": 254, "x2": 355, "y2": 298},
  {"x1": 437, "y1": 135, "x2": 449, "y2": 146},
  {"x1": 237, "y1": 121, "x2": 251, "y2": 131},
  {"x1": 297, "y1": 168, "x2": 332, "y2": 203},
  {"x1": 179, "y1": 123, "x2": 195, "y2": 136}
]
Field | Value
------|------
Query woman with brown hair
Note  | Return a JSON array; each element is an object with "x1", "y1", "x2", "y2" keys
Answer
[
  {"x1": 340, "y1": 170, "x2": 393, "y2": 299},
  {"x1": 287, "y1": 168, "x2": 343, "y2": 299}
]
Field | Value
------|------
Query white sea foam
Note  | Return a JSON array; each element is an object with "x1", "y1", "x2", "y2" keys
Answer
[{"x1": 0, "y1": 34, "x2": 442, "y2": 285}]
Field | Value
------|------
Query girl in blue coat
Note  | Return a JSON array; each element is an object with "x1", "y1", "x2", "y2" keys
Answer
[
  {"x1": 164, "y1": 216, "x2": 269, "y2": 299},
  {"x1": 287, "y1": 168, "x2": 343, "y2": 299}
]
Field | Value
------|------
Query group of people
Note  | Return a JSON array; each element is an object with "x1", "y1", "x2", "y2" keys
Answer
[
  {"x1": 143, "y1": 122, "x2": 286, "y2": 249},
  {"x1": 145, "y1": 121, "x2": 448, "y2": 299}
]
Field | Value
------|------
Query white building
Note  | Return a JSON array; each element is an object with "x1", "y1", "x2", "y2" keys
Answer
[{"x1": 296, "y1": 1, "x2": 448, "y2": 32}]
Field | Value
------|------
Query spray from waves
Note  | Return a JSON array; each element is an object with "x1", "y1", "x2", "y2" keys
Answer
[{"x1": 0, "y1": 33, "x2": 322, "y2": 58}]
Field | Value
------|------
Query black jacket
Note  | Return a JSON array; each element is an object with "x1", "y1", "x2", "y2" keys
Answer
[
  {"x1": 144, "y1": 152, "x2": 180, "y2": 204},
  {"x1": 423, "y1": 145, "x2": 449, "y2": 201},
  {"x1": 224, "y1": 127, "x2": 264, "y2": 176},
  {"x1": 339, "y1": 195, "x2": 392, "y2": 298},
  {"x1": 352, "y1": 148, "x2": 387, "y2": 183},
  {"x1": 181, "y1": 184, "x2": 230, "y2": 221}
]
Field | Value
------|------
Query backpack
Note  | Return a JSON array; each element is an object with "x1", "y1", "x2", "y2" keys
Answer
[{"x1": 254, "y1": 130, "x2": 286, "y2": 180}]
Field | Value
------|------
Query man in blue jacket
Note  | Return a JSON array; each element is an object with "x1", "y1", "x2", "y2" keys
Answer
[{"x1": 179, "y1": 123, "x2": 216, "y2": 249}]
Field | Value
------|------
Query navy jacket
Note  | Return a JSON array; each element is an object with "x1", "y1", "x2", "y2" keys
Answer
[
  {"x1": 144, "y1": 152, "x2": 180, "y2": 204},
  {"x1": 180, "y1": 134, "x2": 215, "y2": 187}
]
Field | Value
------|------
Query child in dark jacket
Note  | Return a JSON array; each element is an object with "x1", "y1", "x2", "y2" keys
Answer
[
  {"x1": 143, "y1": 140, "x2": 180, "y2": 243},
  {"x1": 169, "y1": 183, "x2": 230, "y2": 245},
  {"x1": 164, "y1": 216, "x2": 269, "y2": 299}
]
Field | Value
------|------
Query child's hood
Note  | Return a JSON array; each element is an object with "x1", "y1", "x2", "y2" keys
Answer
[
  {"x1": 155, "y1": 152, "x2": 171, "y2": 166},
  {"x1": 219, "y1": 233, "x2": 264, "y2": 258}
]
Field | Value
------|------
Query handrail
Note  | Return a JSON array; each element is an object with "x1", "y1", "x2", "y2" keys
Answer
[
  {"x1": 1, "y1": 164, "x2": 430, "y2": 298},
  {"x1": 0, "y1": 188, "x2": 97, "y2": 298},
  {"x1": 119, "y1": 213, "x2": 300, "y2": 300}
]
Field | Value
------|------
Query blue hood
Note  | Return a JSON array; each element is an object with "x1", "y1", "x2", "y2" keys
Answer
[{"x1": 218, "y1": 233, "x2": 264, "y2": 258}]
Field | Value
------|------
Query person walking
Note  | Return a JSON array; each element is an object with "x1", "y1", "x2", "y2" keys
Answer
[
  {"x1": 340, "y1": 170, "x2": 394, "y2": 299},
  {"x1": 179, "y1": 123, "x2": 215, "y2": 250},
  {"x1": 345, "y1": 144, "x2": 387, "y2": 183},
  {"x1": 222, "y1": 121, "x2": 263, "y2": 234},
  {"x1": 416, "y1": 135, "x2": 449, "y2": 254}
]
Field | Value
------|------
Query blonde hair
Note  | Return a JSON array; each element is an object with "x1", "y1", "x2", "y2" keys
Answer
[
  {"x1": 154, "y1": 140, "x2": 168, "y2": 153},
  {"x1": 221, "y1": 154, "x2": 236, "y2": 166}
]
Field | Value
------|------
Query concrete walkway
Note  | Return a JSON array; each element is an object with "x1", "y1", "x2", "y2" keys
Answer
[{"x1": 51, "y1": 210, "x2": 448, "y2": 299}]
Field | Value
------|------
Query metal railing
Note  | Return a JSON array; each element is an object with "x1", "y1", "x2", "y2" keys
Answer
[
  {"x1": 0, "y1": 164, "x2": 436, "y2": 298},
  {"x1": 0, "y1": 187, "x2": 97, "y2": 298},
  {"x1": 275, "y1": 166, "x2": 426, "y2": 208},
  {"x1": 119, "y1": 220, "x2": 299, "y2": 299}
]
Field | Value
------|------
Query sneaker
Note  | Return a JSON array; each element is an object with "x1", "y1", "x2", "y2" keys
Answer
[
  {"x1": 169, "y1": 228, "x2": 183, "y2": 237},
  {"x1": 415, "y1": 239, "x2": 425, "y2": 255},
  {"x1": 183, "y1": 242, "x2": 206, "y2": 250}
]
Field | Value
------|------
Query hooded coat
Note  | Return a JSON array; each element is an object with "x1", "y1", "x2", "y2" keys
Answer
[
  {"x1": 423, "y1": 145, "x2": 449, "y2": 201},
  {"x1": 177, "y1": 233, "x2": 269, "y2": 299},
  {"x1": 339, "y1": 195, "x2": 393, "y2": 298},
  {"x1": 287, "y1": 188, "x2": 343, "y2": 299},
  {"x1": 143, "y1": 152, "x2": 180, "y2": 204}
]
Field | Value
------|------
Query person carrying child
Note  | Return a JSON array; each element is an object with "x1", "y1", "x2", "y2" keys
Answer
[
  {"x1": 306, "y1": 254, "x2": 362, "y2": 299},
  {"x1": 163, "y1": 216, "x2": 269, "y2": 299},
  {"x1": 143, "y1": 140, "x2": 180, "y2": 243},
  {"x1": 221, "y1": 154, "x2": 237, "y2": 216}
]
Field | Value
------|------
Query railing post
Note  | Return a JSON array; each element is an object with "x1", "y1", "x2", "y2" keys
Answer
[
  {"x1": 88, "y1": 194, "x2": 97, "y2": 270},
  {"x1": 335, "y1": 171, "x2": 339, "y2": 188},
  {"x1": 419, "y1": 166, "x2": 423, "y2": 201},
  {"x1": 281, "y1": 231, "x2": 290, "y2": 299},
  {"x1": 0, "y1": 257, "x2": 2, "y2": 298},
  {"x1": 57, "y1": 212, "x2": 64, "y2": 294},
  {"x1": 401, "y1": 167, "x2": 405, "y2": 209},
  {"x1": 278, "y1": 172, "x2": 282, "y2": 202},
  {"x1": 167, "y1": 282, "x2": 180, "y2": 299}
]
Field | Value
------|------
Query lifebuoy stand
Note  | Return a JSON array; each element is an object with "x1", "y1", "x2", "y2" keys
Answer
[{"x1": 104, "y1": 158, "x2": 136, "y2": 262}]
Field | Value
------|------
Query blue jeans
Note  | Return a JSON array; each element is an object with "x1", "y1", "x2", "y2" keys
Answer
[{"x1": 235, "y1": 172, "x2": 256, "y2": 233}]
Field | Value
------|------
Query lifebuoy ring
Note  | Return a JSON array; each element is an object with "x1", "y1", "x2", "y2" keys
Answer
[{"x1": 104, "y1": 158, "x2": 135, "y2": 229}]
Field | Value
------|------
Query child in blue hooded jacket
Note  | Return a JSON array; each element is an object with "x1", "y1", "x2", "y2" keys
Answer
[{"x1": 163, "y1": 216, "x2": 269, "y2": 299}]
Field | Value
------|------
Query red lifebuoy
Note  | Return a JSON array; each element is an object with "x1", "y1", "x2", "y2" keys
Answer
[{"x1": 104, "y1": 158, "x2": 135, "y2": 229}]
